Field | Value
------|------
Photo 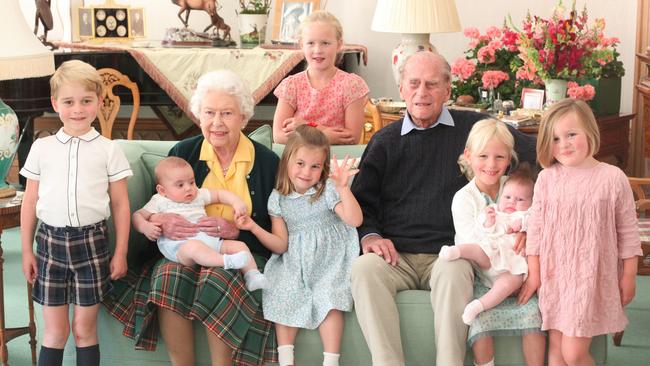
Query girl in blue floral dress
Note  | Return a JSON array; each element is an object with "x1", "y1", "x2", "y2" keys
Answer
[{"x1": 236, "y1": 125, "x2": 361, "y2": 366}]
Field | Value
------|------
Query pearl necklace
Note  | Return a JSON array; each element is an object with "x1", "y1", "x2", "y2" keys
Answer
[{"x1": 221, "y1": 166, "x2": 229, "y2": 176}]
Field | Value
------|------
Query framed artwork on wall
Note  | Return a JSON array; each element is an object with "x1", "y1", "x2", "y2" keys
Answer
[
  {"x1": 92, "y1": 7, "x2": 130, "y2": 39},
  {"x1": 521, "y1": 88, "x2": 545, "y2": 110},
  {"x1": 272, "y1": 0, "x2": 320, "y2": 44},
  {"x1": 77, "y1": 7, "x2": 94, "y2": 39},
  {"x1": 129, "y1": 8, "x2": 145, "y2": 38}
]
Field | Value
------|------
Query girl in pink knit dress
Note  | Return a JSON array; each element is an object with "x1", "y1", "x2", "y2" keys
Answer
[
  {"x1": 272, "y1": 11, "x2": 368, "y2": 145},
  {"x1": 524, "y1": 98, "x2": 642, "y2": 365}
]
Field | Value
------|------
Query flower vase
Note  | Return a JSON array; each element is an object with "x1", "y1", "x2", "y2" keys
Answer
[
  {"x1": 544, "y1": 79, "x2": 568, "y2": 107},
  {"x1": 0, "y1": 98, "x2": 19, "y2": 197},
  {"x1": 583, "y1": 77, "x2": 621, "y2": 116},
  {"x1": 238, "y1": 13, "x2": 268, "y2": 48}
]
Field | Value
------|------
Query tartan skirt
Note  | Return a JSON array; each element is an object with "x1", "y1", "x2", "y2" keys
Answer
[{"x1": 104, "y1": 255, "x2": 277, "y2": 366}]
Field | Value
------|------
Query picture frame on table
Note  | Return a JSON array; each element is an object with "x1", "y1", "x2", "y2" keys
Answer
[
  {"x1": 129, "y1": 8, "x2": 145, "y2": 38},
  {"x1": 521, "y1": 88, "x2": 545, "y2": 110},
  {"x1": 77, "y1": 8, "x2": 94, "y2": 39},
  {"x1": 272, "y1": 0, "x2": 320, "y2": 44},
  {"x1": 82, "y1": 5, "x2": 131, "y2": 41}
]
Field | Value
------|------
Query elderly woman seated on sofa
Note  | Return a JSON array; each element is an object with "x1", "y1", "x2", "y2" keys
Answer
[{"x1": 108, "y1": 70, "x2": 279, "y2": 365}]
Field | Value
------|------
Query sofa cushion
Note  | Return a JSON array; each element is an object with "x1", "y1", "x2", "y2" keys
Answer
[{"x1": 247, "y1": 124, "x2": 273, "y2": 149}]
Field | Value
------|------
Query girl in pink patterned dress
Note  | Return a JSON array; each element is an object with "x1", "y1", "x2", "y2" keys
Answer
[
  {"x1": 524, "y1": 98, "x2": 641, "y2": 366},
  {"x1": 272, "y1": 11, "x2": 369, "y2": 145}
]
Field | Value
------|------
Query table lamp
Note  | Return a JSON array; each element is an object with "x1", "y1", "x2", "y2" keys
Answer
[
  {"x1": 371, "y1": 0, "x2": 461, "y2": 84},
  {"x1": 0, "y1": 0, "x2": 55, "y2": 197}
]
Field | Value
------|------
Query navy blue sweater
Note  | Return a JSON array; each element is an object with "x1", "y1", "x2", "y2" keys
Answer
[{"x1": 351, "y1": 110, "x2": 536, "y2": 254}]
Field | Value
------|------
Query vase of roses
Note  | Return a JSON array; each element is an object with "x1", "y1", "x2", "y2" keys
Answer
[
  {"x1": 451, "y1": 24, "x2": 542, "y2": 107},
  {"x1": 513, "y1": 1, "x2": 624, "y2": 110}
]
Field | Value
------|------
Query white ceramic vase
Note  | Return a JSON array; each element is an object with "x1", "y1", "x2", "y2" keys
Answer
[
  {"x1": 544, "y1": 79, "x2": 568, "y2": 107},
  {"x1": 238, "y1": 13, "x2": 268, "y2": 48},
  {"x1": 0, "y1": 99, "x2": 19, "y2": 192}
]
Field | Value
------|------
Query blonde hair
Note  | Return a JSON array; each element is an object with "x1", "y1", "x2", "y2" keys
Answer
[
  {"x1": 49, "y1": 60, "x2": 103, "y2": 98},
  {"x1": 298, "y1": 10, "x2": 343, "y2": 42},
  {"x1": 155, "y1": 156, "x2": 191, "y2": 184},
  {"x1": 458, "y1": 118, "x2": 518, "y2": 180},
  {"x1": 276, "y1": 125, "x2": 330, "y2": 201},
  {"x1": 536, "y1": 98, "x2": 600, "y2": 168}
]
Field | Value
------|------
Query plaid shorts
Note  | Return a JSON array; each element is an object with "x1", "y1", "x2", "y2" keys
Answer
[{"x1": 33, "y1": 221, "x2": 113, "y2": 306}]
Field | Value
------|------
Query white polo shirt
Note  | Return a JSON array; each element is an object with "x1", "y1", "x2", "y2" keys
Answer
[{"x1": 20, "y1": 128, "x2": 133, "y2": 227}]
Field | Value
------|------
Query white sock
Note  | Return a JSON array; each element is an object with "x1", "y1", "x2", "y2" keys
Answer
[
  {"x1": 462, "y1": 299, "x2": 485, "y2": 325},
  {"x1": 244, "y1": 269, "x2": 267, "y2": 291},
  {"x1": 323, "y1": 352, "x2": 340, "y2": 366},
  {"x1": 439, "y1": 245, "x2": 461, "y2": 261},
  {"x1": 475, "y1": 358, "x2": 495, "y2": 366},
  {"x1": 223, "y1": 251, "x2": 248, "y2": 269},
  {"x1": 278, "y1": 344, "x2": 294, "y2": 366}
]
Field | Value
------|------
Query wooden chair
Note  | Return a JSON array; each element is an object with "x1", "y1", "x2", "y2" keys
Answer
[
  {"x1": 96, "y1": 68, "x2": 140, "y2": 140},
  {"x1": 361, "y1": 99, "x2": 382, "y2": 144},
  {"x1": 613, "y1": 177, "x2": 650, "y2": 346}
]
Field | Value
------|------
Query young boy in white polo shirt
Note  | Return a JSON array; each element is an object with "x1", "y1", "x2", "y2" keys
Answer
[{"x1": 20, "y1": 60, "x2": 132, "y2": 366}]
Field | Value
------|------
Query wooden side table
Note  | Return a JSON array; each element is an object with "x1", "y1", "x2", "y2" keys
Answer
[{"x1": 0, "y1": 192, "x2": 36, "y2": 365}]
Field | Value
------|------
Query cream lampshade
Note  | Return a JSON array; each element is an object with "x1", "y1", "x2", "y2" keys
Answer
[
  {"x1": 0, "y1": 0, "x2": 55, "y2": 197},
  {"x1": 372, "y1": 0, "x2": 461, "y2": 84}
]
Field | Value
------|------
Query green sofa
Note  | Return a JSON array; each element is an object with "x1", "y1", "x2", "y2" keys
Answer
[{"x1": 35, "y1": 132, "x2": 608, "y2": 365}]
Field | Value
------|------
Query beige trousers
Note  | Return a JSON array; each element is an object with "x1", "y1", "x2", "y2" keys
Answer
[{"x1": 351, "y1": 252, "x2": 474, "y2": 366}]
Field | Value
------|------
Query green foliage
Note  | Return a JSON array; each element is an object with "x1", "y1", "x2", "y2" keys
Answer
[{"x1": 239, "y1": 0, "x2": 271, "y2": 14}]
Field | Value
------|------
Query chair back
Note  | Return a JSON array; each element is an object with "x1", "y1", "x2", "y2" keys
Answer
[
  {"x1": 362, "y1": 100, "x2": 382, "y2": 144},
  {"x1": 628, "y1": 177, "x2": 650, "y2": 217},
  {"x1": 97, "y1": 68, "x2": 140, "y2": 140}
]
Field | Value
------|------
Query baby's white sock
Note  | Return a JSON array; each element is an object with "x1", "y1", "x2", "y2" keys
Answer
[
  {"x1": 277, "y1": 344, "x2": 294, "y2": 366},
  {"x1": 462, "y1": 299, "x2": 485, "y2": 325},
  {"x1": 323, "y1": 352, "x2": 340, "y2": 366},
  {"x1": 439, "y1": 245, "x2": 461, "y2": 261},
  {"x1": 475, "y1": 358, "x2": 495, "y2": 366},
  {"x1": 244, "y1": 269, "x2": 267, "y2": 291},
  {"x1": 223, "y1": 251, "x2": 248, "y2": 270}
]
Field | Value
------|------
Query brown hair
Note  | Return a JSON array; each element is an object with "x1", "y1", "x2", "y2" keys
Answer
[
  {"x1": 49, "y1": 60, "x2": 103, "y2": 99},
  {"x1": 276, "y1": 125, "x2": 330, "y2": 201},
  {"x1": 155, "y1": 156, "x2": 191, "y2": 184},
  {"x1": 536, "y1": 98, "x2": 600, "y2": 168},
  {"x1": 503, "y1": 161, "x2": 536, "y2": 194}
]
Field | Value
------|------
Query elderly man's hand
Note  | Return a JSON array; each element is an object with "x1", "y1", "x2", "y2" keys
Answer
[
  {"x1": 152, "y1": 213, "x2": 198, "y2": 241},
  {"x1": 197, "y1": 216, "x2": 239, "y2": 239},
  {"x1": 361, "y1": 235, "x2": 400, "y2": 266}
]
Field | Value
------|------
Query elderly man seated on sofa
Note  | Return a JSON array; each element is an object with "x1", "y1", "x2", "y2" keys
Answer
[{"x1": 349, "y1": 51, "x2": 543, "y2": 366}]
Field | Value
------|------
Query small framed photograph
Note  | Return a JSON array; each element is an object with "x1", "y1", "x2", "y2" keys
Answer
[
  {"x1": 129, "y1": 8, "x2": 145, "y2": 38},
  {"x1": 521, "y1": 88, "x2": 545, "y2": 110},
  {"x1": 77, "y1": 8, "x2": 94, "y2": 39},
  {"x1": 92, "y1": 7, "x2": 130, "y2": 40},
  {"x1": 272, "y1": 0, "x2": 320, "y2": 44}
]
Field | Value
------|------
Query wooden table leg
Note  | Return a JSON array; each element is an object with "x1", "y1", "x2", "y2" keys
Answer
[
  {"x1": 27, "y1": 284, "x2": 36, "y2": 365},
  {"x1": 0, "y1": 199, "x2": 37, "y2": 365},
  {"x1": 613, "y1": 331, "x2": 624, "y2": 346},
  {"x1": 0, "y1": 237, "x2": 8, "y2": 366}
]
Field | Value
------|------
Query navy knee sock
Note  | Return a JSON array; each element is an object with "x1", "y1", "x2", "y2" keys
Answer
[
  {"x1": 76, "y1": 344, "x2": 100, "y2": 366},
  {"x1": 38, "y1": 346, "x2": 64, "y2": 366}
]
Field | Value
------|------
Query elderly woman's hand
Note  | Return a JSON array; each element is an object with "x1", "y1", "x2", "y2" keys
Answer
[
  {"x1": 152, "y1": 213, "x2": 199, "y2": 241},
  {"x1": 197, "y1": 216, "x2": 239, "y2": 239}
]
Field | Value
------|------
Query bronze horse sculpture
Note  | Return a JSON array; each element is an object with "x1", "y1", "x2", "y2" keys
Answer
[{"x1": 171, "y1": 0, "x2": 216, "y2": 28}]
